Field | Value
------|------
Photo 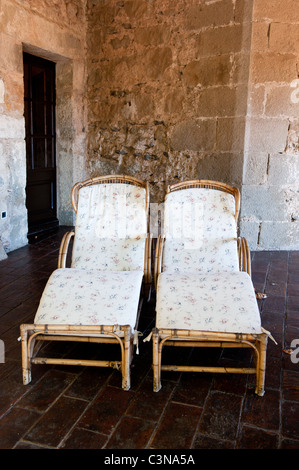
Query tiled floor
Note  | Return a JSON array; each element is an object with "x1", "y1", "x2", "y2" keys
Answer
[{"x1": 0, "y1": 227, "x2": 298, "y2": 449}]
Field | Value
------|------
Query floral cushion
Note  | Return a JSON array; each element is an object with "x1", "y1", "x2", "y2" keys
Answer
[
  {"x1": 162, "y1": 188, "x2": 239, "y2": 273},
  {"x1": 34, "y1": 268, "x2": 144, "y2": 330},
  {"x1": 156, "y1": 271, "x2": 262, "y2": 334},
  {"x1": 71, "y1": 183, "x2": 147, "y2": 271}
]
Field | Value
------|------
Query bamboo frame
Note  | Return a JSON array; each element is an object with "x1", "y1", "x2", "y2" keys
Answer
[
  {"x1": 152, "y1": 328, "x2": 268, "y2": 396},
  {"x1": 20, "y1": 324, "x2": 134, "y2": 390},
  {"x1": 153, "y1": 180, "x2": 268, "y2": 397},
  {"x1": 237, "y1": 236, "x2": 251, "y2": 276},
  {"x1": 57, "y1": 231, "x2": 75, "y2": 268},
  {"x1": 20, "y1": 175, "x2": 151, "y2": 390}
]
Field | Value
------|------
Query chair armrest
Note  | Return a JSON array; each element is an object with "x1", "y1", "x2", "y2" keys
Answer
[
  {"x1": 154, "y1": 235, "x2": 165, "y2": 290},
  {"x1": 237, "y1": 237, "x2": 251, "y2": 276},
  {"x1": 58, "y1": 231, "x2": 75, "y2": 268}
]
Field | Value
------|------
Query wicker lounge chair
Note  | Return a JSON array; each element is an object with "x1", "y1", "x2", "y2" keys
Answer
[
  {"x1": 151, "y1": 180, "x2": 273, "y2": 396},
  {"x1": 20, "y1": 175, "x2": 151, "y2": 390}
]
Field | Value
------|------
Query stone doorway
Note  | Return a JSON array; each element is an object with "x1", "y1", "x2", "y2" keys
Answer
[{"x1": 23, "y1": 52, "x2": 58, "y2": 243}]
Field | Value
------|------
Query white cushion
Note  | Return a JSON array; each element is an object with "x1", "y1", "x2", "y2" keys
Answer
[
  {"x1": 71, "y1": 183, "x2": 147, "y2": 271},
  {"x1": 162, "y1": 188, "x2": 239, "y2": 273},
  {"x1": 72, "y1": 237, "x2": 146, "y2": 272},
  {"x1": 34, "y1": 268, "x2": 143, "y2": 330},
  {"x1": 156, "y1": 271, "x2": 262, "y2": 334}
]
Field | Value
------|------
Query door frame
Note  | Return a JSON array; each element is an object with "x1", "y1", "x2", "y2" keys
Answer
[
  {"x1": 23, "y1": 52, "x2": 59, "y2": 242},
  {"x1": 22, "y1": 43, "x2": 87, "y2": 240}
]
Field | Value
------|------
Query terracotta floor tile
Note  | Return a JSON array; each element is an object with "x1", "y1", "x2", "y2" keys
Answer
[
  {"x1": 0, "y1": 407, "x2": 40, "y2": 449},
  {"x1": 286, "y1": 310, "x2": 299, "y2": 329},
  {"x1": 192, "y1": 434, "x2": 234, "y2": 449},
  {"x1": 287, "y1": 284, "x2": 299, "y2": 296},
  {"x1": 126, "y1": 377, "x2": 174, "y2": 421},
  {"x1": 280, "y1": 438, "x2": 299, "y2": 449},
  {"x1": 61, "y1": 426, "x2": 107, "y2": 449},
  {"x1": 281, "y1": 401, "x2": 299, "y2": 440},
  {"x1": 242, "y1": 389, "x2": 280, "y2": 431},
  {"x1": 65, "y1": 367, "x2": 112, "y2": 402},
  {"x1": 106, "y1": 416, "x2": 156, "y2": 449},
  {"x1": 0, "y1": 230, "x2": 299, "y2": 449},
  {"x1": 172, "y1": 373, "x2": 212, "y2": 406},
  {"x1": 24, "y1": 396, "x2": 87, "y2": 447},
  {"x1": 14, "y1": 440, "x2": 49, "y2": 449},
  {"x1": 237, "y1": 425, "x2": 278, "y2": 449},
  {"x1": 212, "y1": 370, "x2": 247, "y2": 395},
  {"x1": 288, "y1": 272, "x2": 299, "y2": 284},
  {"x1": 264, "y1": 356, "x2": 282, "y2": 390},
  {"x1": 78, "y1": 385, "x2": 134, "y2": 435},
  {"x1": 262, "y1": 295, "x2": 286, "y2": 313},
  {"x1": 265, "y1": 280, "x2": 287, "y2": 297},
  {"x1": 287, "y1": 296, "x2": 299, "y2": 311},
  {"x1": 282, "y1": 370, "x2": 299, "y2": 402},
  {"x1": 17, "y1": 369, "x2": 75, "y2": 412},
  {"x1": 261, "y1": 311, "x2": 284, "y2": 334},
  {"x1": 197, "y1": 391, "x2": 243, "y2": 441},
  {"x1": 284, "y1": 326, "x2": 299, "y2": 350},
  {"x1": 0, "y1": 368, "x2": 31, "y2": 418},
  {"x1": 282, "y1": 348, "x2": 299, "y2": 373},
  {"x1": 151, "y1": 402, "x2": 202, "y2": 449}
]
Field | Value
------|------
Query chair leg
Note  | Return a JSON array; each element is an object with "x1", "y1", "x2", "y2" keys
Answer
[
  {"x1": 122, "y1": 328, "x2": 131, "y2": 391},
  {"x1": 153, "y1": 329, "x2": 162, "y2": 392},
  {"x1": 255, "y1": 334, "x2": 268, "y2": 396},
  {"x1": 20, "y1": 325, "x2": 31, "y2": 385}
]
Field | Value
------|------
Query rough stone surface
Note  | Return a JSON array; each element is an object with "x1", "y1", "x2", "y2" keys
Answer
[
  {"x1": 241, "y1": 0, "x2": 299, "y2": 250},
  {"x1": 259, "y1": 221, "x2": 299, "y2": 251},
  {"x1": 86, "y1": 0, "x2": 252, "y2": 203},
  {"x1": 0, "y1": 0, "x2": 86, "y2": 251},
  {"x1": 0, "y1": 0, "x2": 298, "y2": 252},
  {"x1": 0, "y1": 241, "x2": 7, "y2": 260}
]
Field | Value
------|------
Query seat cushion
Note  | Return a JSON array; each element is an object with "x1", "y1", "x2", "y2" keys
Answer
[
  {"x1": 156, "y1": 271, "x2": 262, "y2": 334},
  {"x1": 34, "y1": 268, "x2": 143, "y2": 329}
]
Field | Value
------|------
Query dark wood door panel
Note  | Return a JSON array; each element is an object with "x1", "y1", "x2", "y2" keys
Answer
[
  {"x1": 26, "y1": 169, "x2": 56, "y2": 225},
  {"x1": 23, "y1": 52, "x2": 58, "y2": 242}
]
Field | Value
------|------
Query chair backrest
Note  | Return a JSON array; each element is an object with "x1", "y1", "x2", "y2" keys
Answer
[
  {"x1": 71, "y1": 176, "x2": 149, "y2": 271},
  {"x1": 162, "y1": 180, "x2": 240, "y2": 274}
]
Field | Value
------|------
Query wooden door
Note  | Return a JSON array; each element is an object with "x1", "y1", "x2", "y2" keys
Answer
[{"x1": 23, "y1": 53, "x2": 58, "y2": 242}]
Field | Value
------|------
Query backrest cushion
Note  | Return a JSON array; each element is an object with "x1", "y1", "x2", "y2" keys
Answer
[
  {"x1": 71, "y1": 183, "x2": 147, "y2": 271},
  {"x1": 162, "y1": 187, "x2": 239, "y2": 273}
]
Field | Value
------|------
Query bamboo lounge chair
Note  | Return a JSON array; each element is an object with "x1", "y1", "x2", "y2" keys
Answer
[
  {"x1": 151, "y1": 180, "x2": 273, "y2": 396},
  {"x1": 20, "y1": 175, "x2": 151, "y2": 390}
]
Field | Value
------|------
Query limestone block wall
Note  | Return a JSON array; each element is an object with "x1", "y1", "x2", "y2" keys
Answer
[
  {"x1": 240, "y1": 0, "x2": 299, "y2": 249},
  {"x1": 0, "y1": 28, "x2": 28, "y2": 252},
  {"x1": 0, "y1": 0, "x2": 87, "y2": 252},
  {"x1": 86, "y1": 0, "x2": 298, "y2": 250},
  {"x1": 86, "y1": 0, "x2": 253, "y2": 203},
  {"x1": 0, "y1": 0, "x2": 298, "y2": 253}
]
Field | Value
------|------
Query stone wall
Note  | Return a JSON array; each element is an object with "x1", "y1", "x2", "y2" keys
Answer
[
  {"x1": 0, "y1": 18, "x2": 28, "y2": 252},
  {"x1": 240, "y1": 0, "x2": 299, "y2": 249},
  {"x1": 86, "y1": 0, "x2": 252, "y2": 203},
  {"x1": 86, "y1": 0, "x2": 298, "y2": 250},
  {"x1": 0, "y1": 0, "x2": 87, "y2": 252},
  {"x1": 0, "y1": 0, "x2": 298, "y2": 253}
]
